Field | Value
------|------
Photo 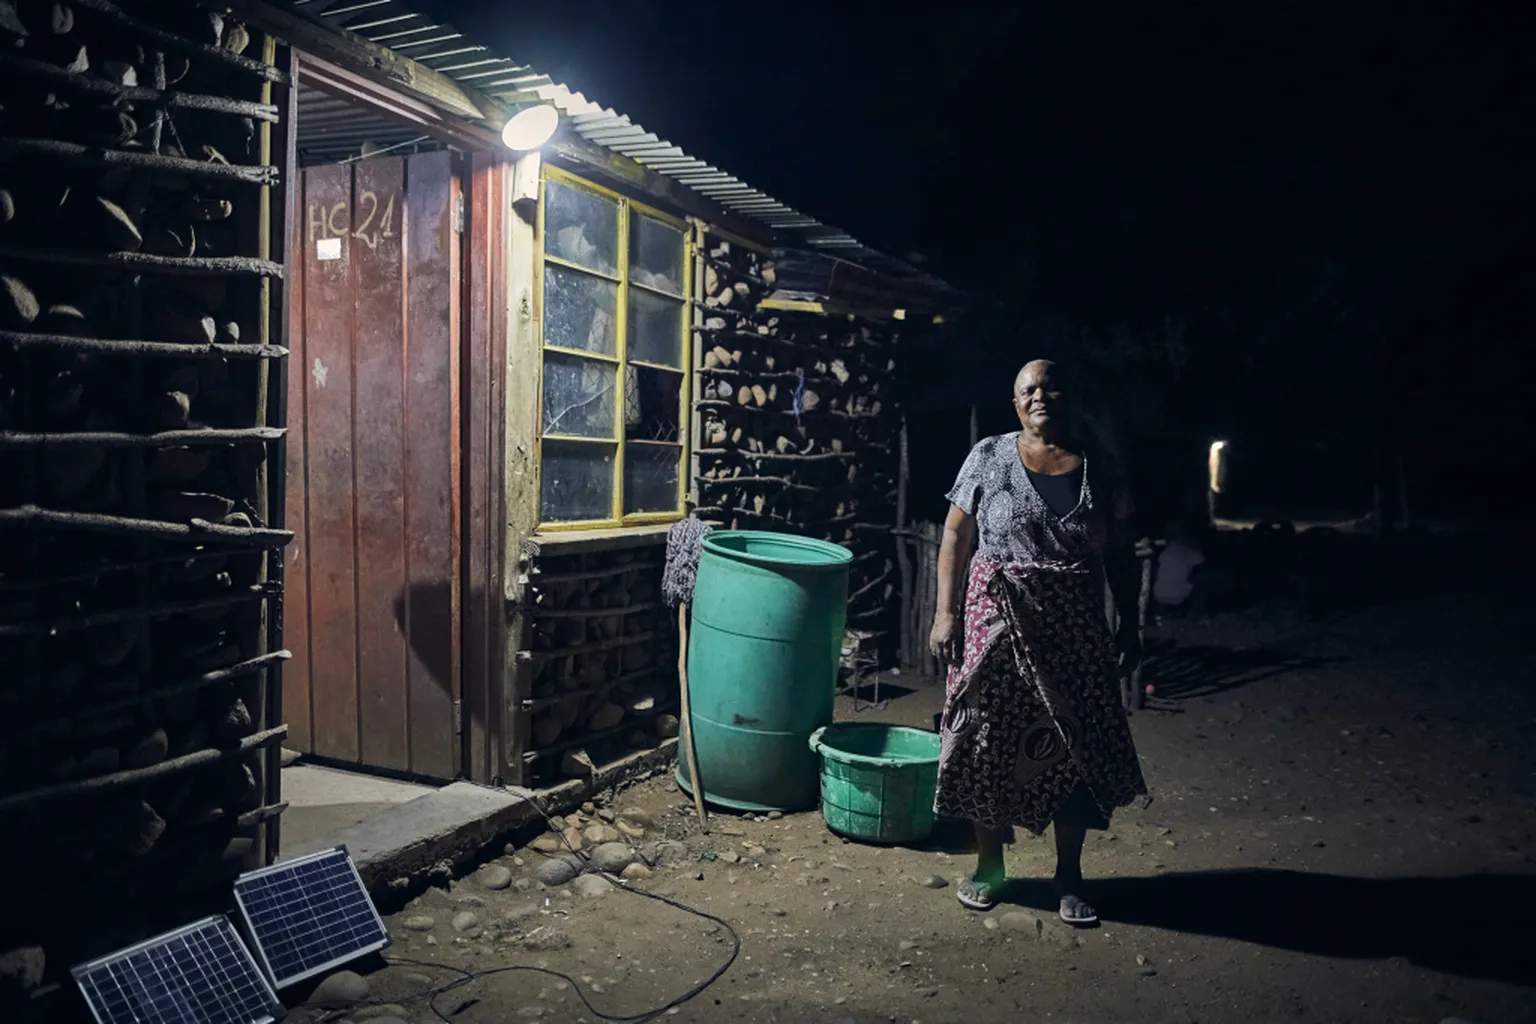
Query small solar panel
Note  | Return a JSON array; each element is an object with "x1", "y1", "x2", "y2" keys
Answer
[
  {"x1": 233, "y1": 846, "x2": 390, "y2": 989},
  {"x1": 72, "y1": 916, "x2": 281, "y2": 1024}
]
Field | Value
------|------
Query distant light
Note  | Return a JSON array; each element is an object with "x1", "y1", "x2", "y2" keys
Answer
[
  {"x1": 502, "y1": 105, "x2": 558, "y2": 151},
  {"x1": 1208, "y1": 440, "x2": 1229, "y2": 494},
  {"x1": 893, "y1": 309, "x2": 906, "y2": 320}
]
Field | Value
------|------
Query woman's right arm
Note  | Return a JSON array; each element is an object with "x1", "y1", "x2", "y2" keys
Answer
[{"x1": 928, "y1": 502, "x2": 977, "y2": 663}]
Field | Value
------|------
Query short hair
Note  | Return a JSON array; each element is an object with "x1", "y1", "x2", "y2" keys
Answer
[{"x1": 1013, "y1": 359, "x2": 1056, "y2": 397}]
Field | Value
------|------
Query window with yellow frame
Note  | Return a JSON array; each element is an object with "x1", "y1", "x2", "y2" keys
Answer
[{"x1": 536, "y1": 167, "x2": 693, "y2": 529}]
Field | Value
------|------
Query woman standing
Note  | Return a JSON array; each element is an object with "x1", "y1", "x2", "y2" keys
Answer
[{"x1": 929, "y1": 359, "x2": 1148, "y2": 924}]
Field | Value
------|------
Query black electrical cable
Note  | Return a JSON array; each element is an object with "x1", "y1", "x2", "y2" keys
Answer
[{"x1": 365, "y1": 790, "x2": 740, "y2": 1023}]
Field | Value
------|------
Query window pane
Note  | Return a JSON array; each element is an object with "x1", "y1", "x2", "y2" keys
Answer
[
  {"x1": 624, "y1": 365, "x2": 682, "y2": 443},
  {"x1": 627, "y1": 288, "x2": 685, "y2": 368},
  {"x1": 625, "y1": 442, "x2": 681, "y2": 515},
  {"x1": 543, "y1": 351, "x2": 616, "y2": 438},
  {"x1": 629, "y1": 216, "x2": 684, "y2": 296},
  {"x1": 544, "y1": 178, "x2": 618, "y2": 275},
  {"x1": 541, "y1": 440, "x2": 615, "y2": 523},
  {"x1": 544, "y1": 263, "x2": 618, "y2": 356}
]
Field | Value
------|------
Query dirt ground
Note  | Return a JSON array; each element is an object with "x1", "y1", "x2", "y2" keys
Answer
[{"x1": 316, "y1": 538, "x2": 1536, "y2": 1024}]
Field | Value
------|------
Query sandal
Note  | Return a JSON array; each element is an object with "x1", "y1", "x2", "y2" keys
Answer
[
  {"x1": 1058, "y1": 893, "x2": 1099, "y2": 927},
  {"x1": 957, "y1": 874, "x2": 1001, "y2": 911}
]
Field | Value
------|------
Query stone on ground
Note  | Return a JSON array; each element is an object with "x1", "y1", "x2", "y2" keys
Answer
[
  {"x1": 585, "y1": 823, "x2": 620, "y2": 845},
  {"x1": 589, "y1": 842, "x2": 636, "y2": 874},
  {"x1": 400, "y1": 915, "x2": 435, "y2": 932},
  {"x1": 530, "y1": 835, "x2": 561, "y2": 854},
  {"x1": 307, "y1": 970, "x2": 369, "y2": 1006},
  {"x1": 535, "y1": 854, "x2": 584, "y2": 887},
  {"x1": 450, "y1": 911, "x2": 480, "y2": 933},
  {"x1": 621, "y1": 862, "x2": 653, "y2": 881},
  {"x1": 355, "y1": 1004, "x2": 410, "y2": 1020},
  {"x1": 477, "y1": 863, "x2": 513, "y2": 890},
  {"x1": 572, "y1": 873, "x2": 614, "y2": 898}
]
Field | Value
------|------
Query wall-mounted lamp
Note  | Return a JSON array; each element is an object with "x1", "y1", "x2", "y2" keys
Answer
[{"x1": 501, "y1": 105, "x2": 559, "y2": 152}]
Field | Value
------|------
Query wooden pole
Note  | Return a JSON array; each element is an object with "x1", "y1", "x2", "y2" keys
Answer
[
  {"x1": 896, "y1": 414, "x2": 913, "y2": 666},
  {"x1": 678, "y1": 603, "x2": 709, "y2": 831}
]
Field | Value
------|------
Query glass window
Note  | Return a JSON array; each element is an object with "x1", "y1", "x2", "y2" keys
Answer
[{"x1": 538, "y1": 172, "x2": 690, "y2": 527}]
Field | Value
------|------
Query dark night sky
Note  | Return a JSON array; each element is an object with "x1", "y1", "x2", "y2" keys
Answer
[{"x1": 424, "y1": 1, "x2": 1532, "y2": 295}]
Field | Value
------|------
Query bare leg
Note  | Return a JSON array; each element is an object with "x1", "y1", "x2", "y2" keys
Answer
[
  {"x1": 975, "y1": 823, "x2": 1006, "y2": 883},
  {"x1": 1053, "y1": 819, "x2": 1097, "y2": 924},
  {"x1": 957, "y1": 822, "x2": 1007, "y2": 910}
]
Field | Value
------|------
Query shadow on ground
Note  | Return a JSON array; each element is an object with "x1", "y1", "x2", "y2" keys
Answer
[
  {"x1": 1142, "y1": 639, "x2": 1348, "y2": 704},
  {"x1": 1006, "y1": 868, "x2": 1536, "y2": 985}
]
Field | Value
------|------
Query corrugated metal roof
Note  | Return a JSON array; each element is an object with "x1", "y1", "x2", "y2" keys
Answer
[{"x1": 288, "y1": 0, "x2": 956, "y2": 300}]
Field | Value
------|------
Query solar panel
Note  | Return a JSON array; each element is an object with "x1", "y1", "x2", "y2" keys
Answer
[
  {"x1": 233, "y1": 846, "x2": 390, "y2": 989},
  {"x1": 72, "y1": 916, "x2": 281, "y2": 1024}
]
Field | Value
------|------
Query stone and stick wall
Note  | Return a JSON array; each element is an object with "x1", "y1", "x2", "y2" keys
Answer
[
  {"x1": 692, "y1": 233, "x2": 901, "y2": 652},
  {"x1": 0, "y1": 1, "x2": 288, "y2": 1014}
]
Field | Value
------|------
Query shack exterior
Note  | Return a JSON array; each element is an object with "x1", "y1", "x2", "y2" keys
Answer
[
  {"x1": 0, "y1": 4, "x2": 959, "y2": 1003},
  {"x1": 249, "y1": 0, "x2": 960, "y2": 794}
]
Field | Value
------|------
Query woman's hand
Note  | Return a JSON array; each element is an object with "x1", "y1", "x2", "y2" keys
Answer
[{"x1": 929, "y1": 611, "x2": 961, "y2": 664}]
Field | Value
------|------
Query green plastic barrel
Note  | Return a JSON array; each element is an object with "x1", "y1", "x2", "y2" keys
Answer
[
  {"x1": 676, "y1": 530, "x2": 852, "y2": 812},
  {"x1": 808, "y1": 723, "x2": 941, "y2": 844}
]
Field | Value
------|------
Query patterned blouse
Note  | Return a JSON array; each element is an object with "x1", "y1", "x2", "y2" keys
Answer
[{"x1": 946, "y1": 432, "x2": 1125, "y2": 567}]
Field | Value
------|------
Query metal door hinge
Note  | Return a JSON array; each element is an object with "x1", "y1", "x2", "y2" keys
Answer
[
  {"x1": 452, "y1": 194, "x2": 465, "y2": 235},
  {"x1": 453, "y1": 700, "x2": 463, "y2": 735}
]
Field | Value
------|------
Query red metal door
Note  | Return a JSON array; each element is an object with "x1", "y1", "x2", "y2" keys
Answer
[{"x1": 285, "y1": 151, "x2": 462, "y2": 780}]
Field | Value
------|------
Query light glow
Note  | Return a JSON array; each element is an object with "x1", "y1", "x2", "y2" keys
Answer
[{"x1": 501, "y1": 105, "x2": 559, "y2": 151}]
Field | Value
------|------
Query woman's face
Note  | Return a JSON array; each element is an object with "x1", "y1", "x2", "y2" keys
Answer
[{"x1": 1013, "y1": 362, "x2": 1065, "y2": 431}]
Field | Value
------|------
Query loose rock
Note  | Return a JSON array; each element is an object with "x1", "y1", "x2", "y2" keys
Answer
[
  {"x1": 400, "y1": 915, "x2": 435, "y2": 933},
  {"x1": 477, "y1": 864, "x2": 514, "y2": 891},
  {"x1": 562, "y1": 826, "x2": 585, "y2": 851},
  {"x1": 919, "y1": 875, "x2": 950, "y2": 889},
  {"x1": 535, "y1": 855, "x2": 585, "y2": 887},
  {"x1": 451, "y1": 911, "x2": 481, "y2": 933},
  {"x1": 0, "y1": 946, "x2": 45, "y2": 997},
  {"x1": 619, "y1": 807, "x2": 655, "y2": 828},
  {"x1": 590, "y1": 842, "x2": 637, "y2": 875},
  {"x1": 307, "y1": 970, "x2": 369, "y2": 1006},
  {"x1": 530, "y1": 835, "x2": 562, "y2": 854},
  {"x1": 621, "y1": 862, "x2": 653, "y2": 881},
  {"x1": 573, "y1": 874, "x2": 614, "y2": 898},
  {"x1": 585, "y1": 823, "x2": 621, "y2": 845},
  {"x1": 356, "y1": 1005, "x2": 411, "y2": 1020}
]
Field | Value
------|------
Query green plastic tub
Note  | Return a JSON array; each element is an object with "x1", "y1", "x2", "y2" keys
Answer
[
  {"x1": 677, "y1": 530, "x2": 852, "y2": 812},
  {"x1": 808, "y1": 723, "x2": 941, "y2": 844}
]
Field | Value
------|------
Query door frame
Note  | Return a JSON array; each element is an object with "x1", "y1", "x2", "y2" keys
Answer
[{"x1": 280, "y1": 48, "x2": 507, "y2": 783}]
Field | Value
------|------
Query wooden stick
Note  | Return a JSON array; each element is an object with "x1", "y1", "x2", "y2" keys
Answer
[
  {"x1": 69, "y1": 0, "x2": 289, "y2": 83},
  {"x1": 0, "y1": 584, "x2": 276, "y2": 637},
  {"x1": 0, "y1": 245, "x2": 283, "y2": 278},
  {"x1": 678, "y1": 602, "x2": 709, "y2": 831},
  {"x1": 4, "y1": 651, "x2": 292, "y2": 738},
  {"x1": 514, "y1": 629, "x2": 665, "y2": 663},
  {"x1": 0, "y1": 505, "x2": 292, "y2": 545},
  {"x1": 0, "y1": 55, "x2": 281, "y2": 121},
  {"x1": 0, "y1": 138, "x2": 278, "y2": 185},
  {"x1": 0, "y1": 726, "x2": 287, "y2": 814},
  {"x1": 0, "y1": 329, "x2": 286, "y2": 360},
  {"x1": 0, "y1": 427, "x2": 284, "y2": 448}
]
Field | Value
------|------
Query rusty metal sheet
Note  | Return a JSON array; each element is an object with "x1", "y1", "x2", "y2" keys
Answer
[
  {"x1": 350, "y1": 154, "x2": 412, "y2": 773},
  {"x1": 402, "y1": 149, "x2": 461, "y2": 781},
  {"x1": 286, "y1": 153, "x2": 464, "y2": 780},
  {"x1": 299, "y1": 161, "x2": 361, "y2": 763}
]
